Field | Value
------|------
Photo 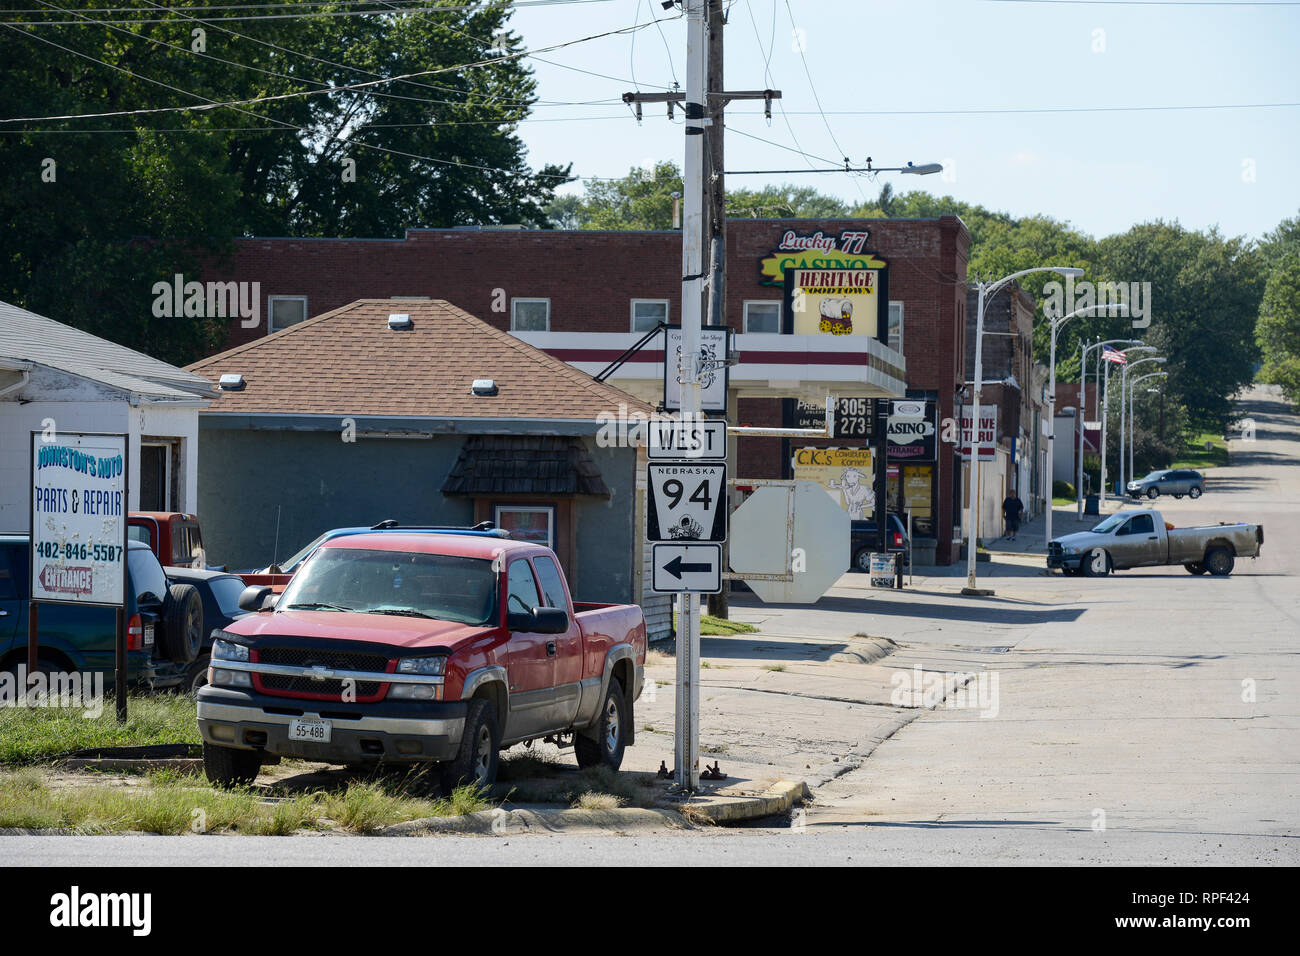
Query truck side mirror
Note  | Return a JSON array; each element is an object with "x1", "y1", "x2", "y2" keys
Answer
[
  {"x1": 507, "y1": 607, "x2": 569, "y2": 633},
  {"x1": 238, "y1": 584, "x2": 275, "y2": 612}
]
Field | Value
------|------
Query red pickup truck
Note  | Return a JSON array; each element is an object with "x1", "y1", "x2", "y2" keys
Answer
[{"x1": 196, "y1": 532, "x2": 647, "y2": 791}]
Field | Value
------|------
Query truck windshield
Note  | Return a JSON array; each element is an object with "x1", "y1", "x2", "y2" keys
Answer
[
  {"x1": 278, "y1": 548, "x2": 497, "y2": 626},
  {"x1": 1091, "y1": 514, "x2": 1127, "y2": 534}
]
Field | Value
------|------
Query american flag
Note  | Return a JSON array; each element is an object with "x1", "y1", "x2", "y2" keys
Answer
[{"x1": 1102, "y1": 345, "x2": 1127, "y2": 365}]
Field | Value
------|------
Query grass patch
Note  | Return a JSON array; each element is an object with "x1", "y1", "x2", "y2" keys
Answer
[
  {"x1": 763, "y1": 664, "x2": 786, "y2": 673},
  {"x1": 571, "y1": 791, "x2": 626, "y2": 811},
  {"x1": 1170, "y1": 431, "x2": 1229, "y2": 470},
  {"x1": 497, "y1": 748, "x2": 561, "y2": 781},
  {"x1": 671, "y1": 612, "x2": 758, "y2": 636},
  {"x1": 0, "y1": 768, "x2": 488, "y2": 835},
  {"x1": 0, "y1": 694, "x2": 199, "y2": 765},
  {"x1": 1052, "y1": 496, "x2": 1074, "y2": 506}
]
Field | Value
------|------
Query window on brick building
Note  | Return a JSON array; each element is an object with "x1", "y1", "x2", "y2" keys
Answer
[
  {"x1": 511, "y1": 298, "x2": 550, "y2": 331},
  {"x1": 888, "y1": 301, "x2": 904, "y2": 355},
  {"x1": 744, "y1": 301, "x2": 781, "y2": 334},
  {"x1": 268, "y1": 296, "x2": 308, "y2": 333},
  {"x1": 631, "y1": 299, "x2": 668, "y2": 333}
]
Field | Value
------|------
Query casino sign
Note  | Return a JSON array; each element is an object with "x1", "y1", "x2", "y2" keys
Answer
[{"x1": 759, "y1": 230, "x2": 889, "y2": 341}]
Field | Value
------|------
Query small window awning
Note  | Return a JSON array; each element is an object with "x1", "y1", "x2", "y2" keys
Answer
[{"x1": 441, "y1": 436, "x2": 610, "y2": 497}]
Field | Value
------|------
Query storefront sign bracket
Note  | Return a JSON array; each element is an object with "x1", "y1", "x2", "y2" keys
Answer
[{"x1": 727, "y1": 395, "x2": 836, "y2": 439}]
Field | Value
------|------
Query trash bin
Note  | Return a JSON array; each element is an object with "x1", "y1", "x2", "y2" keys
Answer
[
  {"x1": 1084, "y1": 494, "x2": 1099, "y2": 516},
  {"x1": 869, "y1": 552, "x2": 896, "y2": 588}
]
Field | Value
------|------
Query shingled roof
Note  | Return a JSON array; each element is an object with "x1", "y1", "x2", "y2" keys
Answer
[
  {"x1": 441, "y1": 436, "x2": 611, "y2": 497},
  {"x1": 186, "y1": 299, "x2": 651, "y2": 421}
]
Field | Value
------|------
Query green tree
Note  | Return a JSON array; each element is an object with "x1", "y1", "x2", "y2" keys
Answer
[
  {"x1": 1256, "y1": 247, "x2": 1300, "y2": 405},
  {"x1": 0, "y1": 1, "x2": 569, "y2": 362},
  {"x1": 1097, "y1": 223, "x2": 1264, "y2": 431}
]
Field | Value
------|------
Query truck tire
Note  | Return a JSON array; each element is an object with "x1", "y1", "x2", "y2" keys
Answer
[
  {"x1": 1204, "y1": 547, "x2": 1234, "y2": 576},
  {"x1": 1184, "y1": 563, "x2": 1208, "y2": 575},
  {"x1": 1189, "y1": 486, "x2": 1203, "y2": 499},
  {"x1": 162, "y1": 584, "x2": 203, "y2": 664},
  {"x1": 1082, "y1": 549, "x2": 1110, "y2": 577},
  {"x1": 203, "y1": 742, "x2": 262, "y2": 787},
  {"x1": 438, "y1": 698, "x2": 499, "y2": 793},
  {"x1": 853, "y1": 549, "x2": 871, "y2": 573},
  {"x1": 1146, "y1": 487, "x2": 1159, "y2": 499},
  {"x1": 575, "y1": 677, "x2": 627, "y2": 771},
  {"x1": 184, "y1": 653, "x2": 211, "y2": 694}
]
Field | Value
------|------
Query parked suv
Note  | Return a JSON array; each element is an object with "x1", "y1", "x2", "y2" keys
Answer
[
  {"x1": 850, "y1": 514, "x2": 910, "y2": 572},
  {"x1": 1127, "y1": 469, "x2": 1205, "y2": 500},
  {"x1": 0, "y1": 535, "x2": 206, "y2": 689}
]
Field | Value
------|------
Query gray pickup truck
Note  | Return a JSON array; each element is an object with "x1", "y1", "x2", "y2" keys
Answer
[{"x1": 1047, "y1": 509, "x2": 1263, "y2": 577}]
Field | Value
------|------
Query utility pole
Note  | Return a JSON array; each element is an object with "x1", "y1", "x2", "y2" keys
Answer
[
  {"x1": 675, "y1": 0, "x2": 708, "y2": 792},
  {"x1": 623, "y1": 3, "x2": 780, "y2": 791},
  {"x1": 706, "y1": 0, "x2": 728, "y2": 620}
]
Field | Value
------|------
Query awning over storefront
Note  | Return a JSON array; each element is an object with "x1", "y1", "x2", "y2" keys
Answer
[{"x1": 441, "y1": 435, "x2": 610, "y2": 497}]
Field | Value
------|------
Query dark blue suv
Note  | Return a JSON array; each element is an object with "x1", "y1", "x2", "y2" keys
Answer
[{"x1": 0, "y1": 535, "x2": 205, "y2": 689}]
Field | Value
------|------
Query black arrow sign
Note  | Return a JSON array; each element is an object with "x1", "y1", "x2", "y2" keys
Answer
[{"x1": 664, "y1": 555, "x2": 712, "y2": 579}]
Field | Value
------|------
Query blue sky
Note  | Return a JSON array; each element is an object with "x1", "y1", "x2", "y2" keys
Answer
[{"x1": 510, "y1": 0, "x2": 1300, "y2": 241}]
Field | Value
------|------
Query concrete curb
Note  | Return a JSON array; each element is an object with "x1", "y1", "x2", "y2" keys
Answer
[
  {"x1": 380, "y1": 779, "x2": 811, "y2": 835},
  {"x1": 52, "y1": 758, "x2": 203, "y2": 773}
]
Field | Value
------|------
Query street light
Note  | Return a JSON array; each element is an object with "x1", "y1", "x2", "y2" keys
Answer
[
  {"x1": 1103, "y1": 345, "x2": 1155, "y2": 502},
  {"x1": 1127, "y1": 370, "x2": 1168, "y2": 489},
  {"x1": 1045, "y1": 304, "x2": 1128, "y2": 549},
  {"x1": 964, "y1": 265, "x2": 1084, "y2": 596},
  {"x1": 1077, "y1": 338, "x2": 1143, "y2": 516},
  {"x1": 1119, "y1": 355, "x2": 1166, "y2": 497}
]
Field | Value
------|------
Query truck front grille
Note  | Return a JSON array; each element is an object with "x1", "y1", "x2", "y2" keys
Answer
[{"x1": 253, "y1": 647, "x2": 392, "y2": 701}]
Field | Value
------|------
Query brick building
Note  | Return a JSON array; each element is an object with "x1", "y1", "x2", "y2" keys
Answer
[{"x1": 198, "y1": 217, "x2": 970, "y2": 564}]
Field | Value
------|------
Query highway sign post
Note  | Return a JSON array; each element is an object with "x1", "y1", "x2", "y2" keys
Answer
[
  {"x1": 647, "y1": 417, "x2": 727, "y2": 460},
  {"x1": 652, "y1": 543, "x2": 723, "y2": 594},
  {"x1": 647, "y1": 462, "x2": 727, "y2": 542}
]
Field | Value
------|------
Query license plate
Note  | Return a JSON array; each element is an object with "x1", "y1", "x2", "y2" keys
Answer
[
  {"x1": 143, "y1": 624, "x2": 155, "y2": 647},
  {"x1": 288, "y1": 719, "x2": 332, "y2": 744}
]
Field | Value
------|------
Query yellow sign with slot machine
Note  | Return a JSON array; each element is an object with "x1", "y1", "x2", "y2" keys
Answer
[{"x1": 758, "y1": 229, "x2": 888, "y2": 339}]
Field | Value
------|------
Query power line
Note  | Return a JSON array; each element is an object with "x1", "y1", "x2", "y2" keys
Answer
[
  {"x1": 2, "y1": 0, "x2": 620, "y2": 26},
  {"x1": 0, "y1": 17, "x2": 675, "y2": 124},
  {"x1": 747, "y1": 101, "x2": 1300, "y2": 115}
]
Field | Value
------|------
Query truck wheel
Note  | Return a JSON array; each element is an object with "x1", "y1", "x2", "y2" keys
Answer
[
  {"x1": 1146, "y1": 487, "x2": 1159, "y2": 499},
  {"x1": 852, "y1": 549, "x2": 871, "y2": 573},
  {"x1": 575, "y1": 677, "x2": 628, "y2": 771},
  {"x1": 184, "y1": 653, "x2": 211, "y2": 694},
  {"x1": 203, "y1": 742, "x2": 262, "y2": 787},
  {"x1": 162, "y1": 584, "x2": 203, "y2": 664},
  {"x1": 1184, "y1": 563, "x2": 1208, "y2": 575},
  {"x1": 1204, "y1": 547, "x2": 1234, "y2": 576},
  {"x1": 438, "y1": 698, "x2": 499, "y2": 793},
  {"x1": 1189, "y1": 486, "x2": 1203, "y2": 499},
  {"x1": 1082, "y1": 549, "x2": 1110, "y2": 577}
]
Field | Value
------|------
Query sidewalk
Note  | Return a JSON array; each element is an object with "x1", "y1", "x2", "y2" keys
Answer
[{"x1": 978, "y1": 496, "x2": 1138, "y2": 557}]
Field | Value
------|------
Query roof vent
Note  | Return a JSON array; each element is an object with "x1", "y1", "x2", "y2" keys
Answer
[
  {"x1": 388, "y1": 313, "x2": 413, "y2": 330},
  {"x1": 470, "y1": 378, "x2": 498, "y2": 397},
  {"x1": 217, "y1": 373, "x2": 246, "y2": 391}
]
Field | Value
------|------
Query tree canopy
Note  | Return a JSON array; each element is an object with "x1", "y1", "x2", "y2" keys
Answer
[{"x1": 1, "y1": 1, "x2": 570, "y2": 364}]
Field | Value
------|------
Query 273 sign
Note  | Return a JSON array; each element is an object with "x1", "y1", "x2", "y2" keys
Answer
[{"x1": 647, "y1": 463, "x2": 727, "y2": 543}]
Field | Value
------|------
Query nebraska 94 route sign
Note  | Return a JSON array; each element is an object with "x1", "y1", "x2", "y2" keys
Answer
[{"x1": 647, "y1": 462, "x2": 727, "y2": 543}]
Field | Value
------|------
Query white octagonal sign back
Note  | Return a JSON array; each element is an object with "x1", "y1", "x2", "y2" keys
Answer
[{"x1": 729, "y1": 481, "x2": 849, "y2": 604}]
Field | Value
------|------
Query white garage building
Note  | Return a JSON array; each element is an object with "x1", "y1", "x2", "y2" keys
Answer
[{"x1": 0, "y1": 300, "x2": 214, "y2": 532}]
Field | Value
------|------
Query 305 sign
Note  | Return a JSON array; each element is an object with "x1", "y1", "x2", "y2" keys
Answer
[{"x1": 832, "y1": 397, "x2": 874, "y2": 439}]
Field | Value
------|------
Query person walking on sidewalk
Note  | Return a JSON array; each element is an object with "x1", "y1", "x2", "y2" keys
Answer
[{"x1": 1002, "y1": 492, "x2": 1025, "y2": 541}]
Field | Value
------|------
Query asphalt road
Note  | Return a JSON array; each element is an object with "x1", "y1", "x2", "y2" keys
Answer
[{"x1": 4, "y1": 387, "x2": 1296, "y2": 866}]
